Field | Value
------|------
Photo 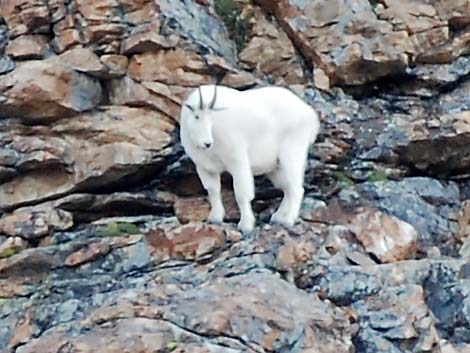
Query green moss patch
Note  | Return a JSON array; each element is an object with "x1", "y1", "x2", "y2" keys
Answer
[
  {"x1": 214, "y1": 0, "x2": 250, "y2": 52},
  {"x1": 97, "y1": 222, "x2": 140, "y2": 237},
  {"x1": 0, "y1": 246, "x2": 23, "y2": 259}
]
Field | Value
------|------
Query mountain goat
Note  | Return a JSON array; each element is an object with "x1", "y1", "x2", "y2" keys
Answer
[{"x1": 179, "y1": 84, "x2": 320, "y2": 233}]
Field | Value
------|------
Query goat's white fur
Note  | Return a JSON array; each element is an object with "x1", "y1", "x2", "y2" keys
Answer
[{"x1": 179, "y1": 84, "x2": 320, "y2": 233}]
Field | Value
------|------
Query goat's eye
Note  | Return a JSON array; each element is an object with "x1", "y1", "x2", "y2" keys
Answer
[{"x1": 194, "y1": 115, "x2": 199, "y2": 120}]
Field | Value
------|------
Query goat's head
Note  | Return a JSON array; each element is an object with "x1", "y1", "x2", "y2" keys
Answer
[{"x1": 182, "y1": 85, "x2": 224, "y2": 150}]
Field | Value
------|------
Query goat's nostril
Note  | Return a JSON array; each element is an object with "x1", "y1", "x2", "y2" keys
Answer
[{"x1": 204, "y1": 142, "x2": 212, "y2": 148}]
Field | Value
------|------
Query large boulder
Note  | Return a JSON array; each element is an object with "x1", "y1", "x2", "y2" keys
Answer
[{"x1": 0, "y1": 59, "x2": 102, "y2": 122}]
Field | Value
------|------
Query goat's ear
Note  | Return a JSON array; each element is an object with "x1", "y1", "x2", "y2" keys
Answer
[{"x1": 184, "y1": 104, "x2": 194, "y2": 112}]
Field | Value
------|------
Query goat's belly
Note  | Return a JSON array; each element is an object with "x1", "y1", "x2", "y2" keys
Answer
[{"x1": 249, "y1": 144, "x2": 279, "y2": 176}]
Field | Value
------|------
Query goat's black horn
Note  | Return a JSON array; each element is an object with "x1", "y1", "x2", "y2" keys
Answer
[
  {"x1": 209, "y1": 85, "x2": 217, "y2": 109},
  {"x1": 198, "y1": 87, "x2": 204, "y2": 109}
]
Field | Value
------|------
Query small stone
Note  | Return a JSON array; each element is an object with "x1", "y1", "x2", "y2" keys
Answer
[
  {"x1": 100, "y1": 54, "x2": 128, "y2": 77},
  {"x1": 57, "y1": 47, "x2": 108, "y2": 77},
  {"x1": 5, "y1": 35, "x2": 50, "y2": 60},
  {"x1": 65, "y1": 242, "x2": 111, "y2": 267},
  {"x1": 277, "y1": 239, "x2": 316, "y2": 272},
  {"x1": 314, "y1": 68, "x2": 330, "y2": 91},
  {"x1": 51, "y1": 28, "x2": 82, "y2": 53}
]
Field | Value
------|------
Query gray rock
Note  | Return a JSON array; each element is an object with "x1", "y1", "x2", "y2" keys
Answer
[
  {"x1": 118, "y1": 241, "x2": 152, "y2": 274},
  {"x1": 55, "y1": 299, "x2": 81, "y2": 324},
  {"x1": 0, "y1": 56, "x2": 15, "y2": 74},
  {"x1": 424, "y1": 263, "x2": 470, "y2": 344},
  {"x1": 353, "y1": 326, "x2": 404, "y2": 353},
  {"x1": 357, "y1": 177, "x2": 460, "y2": 255},
  {"x1": 410, "y1": 56, "x2": 470, "y2": 88},
  {"x1": 159, "y1": 0, "x2": 237, "y2": 64}
]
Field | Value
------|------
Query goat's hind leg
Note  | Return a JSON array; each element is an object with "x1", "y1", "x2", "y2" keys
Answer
[
  {"x1": 268, "y1": 168, "x2": 290, "y2": 224},
  {"x1": 197, "y1": 167, "x2": 225, "y2": 224},
  {"x1": 270, "y1": 140, "x2": 308, "y2": 227}
]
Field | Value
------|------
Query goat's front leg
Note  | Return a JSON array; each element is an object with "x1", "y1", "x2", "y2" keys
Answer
[
  {"x1": 229, "y1": 160, "x2": 255, "y2": 234},
  {"x1": 196, "y1": 167, "x2": 225, "y2": 224}
]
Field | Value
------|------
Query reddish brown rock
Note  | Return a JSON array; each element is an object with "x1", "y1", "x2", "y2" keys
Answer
[
  {"x1": 146, "y1": 223, "x2": 227, "y2": 263},
  {"x1": 239, "y1": 6, "x2": 305, "y2": 85},
  {"x1": 303, "y1": 201, "x2": 418, "y2": 262},
  {"x1": 0, "y1": 0, "x2": 50, "y2": 37},
  {"x1": 435, "y1": 0, "x2": 470, "y2": 28},
  {"x1": 348, "y1": 208, "x2": 418, "y2": 263},
  {"x1": 128, "y1": 50, "x2": 211, "y2": 86},
  {"x1": 0, "y1": 59, "x2": 102, "y2": 122},
  {"x1": 174, "y1": 196, "x2": 211, "y2": 224},
  {"x1": 5, "y1": 34, "x2": 50, "y2": 60},
  {"x1": 377, "y1": 1, "x2": 446, "y2": 34},
  {"x1": 417, "y1": 32, "x2": 470, "y2": 64},
  {"x1": 16, "y1": 271, "x2": 355, "y2": 353},
  {"x1": 220, "y1": 70, "x2": 258, "y2": 88},
  {"x1": 57, "y1": 47, "x2": 107, "y2": 77},
  {"x1": 121, "y1": 23, "x2": 179, "y2": 55},
  {"x1": 255, "y1": 0, "x2": 409, "y2": 85},
  {"x1": 74, "y1": 0, "x2": 127, "y2": 53},
  {"x1": 65, "y1": 241, "x2": 111, "y2": 267},
  {"x1": 313, "y1": 68, "x2": 331, "y2": 90},
  {"x1": 174, "y1": 191, "x2": 240, "y2": 224},
  {"x1": 276, "y1": 237, "x2": 316, "y2": 272},
  {"x1": 107, "y1": 76, "x2": 182, "y2": 119},
  {"x1": 162, "y1": 272, "x2": 356, "y2": 353},
  {"x1": 100, "y1": 54, "x2": 128, "y2": 77},
  {"x1": 118, "y1": 0, "x2": 157, "y2": 24},
  {"x1": 0, "y1": 208, "x2": 73, "y2": 239},
  {"x1": 255, "y1": 0, "x2": 467, "y2": 85},
  {"x1": 50, "y1": 13, "x2": 82, "y2": 53},
  {"x1": 0, "y1": 106, "x2": 175, "y2": 209},
  {"x1": 51, "y1": 28, "x2": 83, "y2": 53}
]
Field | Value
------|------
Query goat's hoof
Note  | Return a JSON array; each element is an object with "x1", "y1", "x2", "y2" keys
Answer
[
  {"x1": 207, "y1": 212, "x2": 224, "y2": 225},
  {"x1": 237, "y1": 220, "x2": 255, "y2": 235},
  {"x1": 270, "y1": 216, "x2": 295, "y2": 229},
  {"x1": 207, "y1": 217, "x2": 224, "y2": 225},
  {"x1": 269, "y1": 211, "x2": 286, "y2": 224}
]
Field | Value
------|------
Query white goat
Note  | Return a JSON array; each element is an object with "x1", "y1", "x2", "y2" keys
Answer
[{"x1": 179, "y1": 84, "x2": 320, "y2": 233}]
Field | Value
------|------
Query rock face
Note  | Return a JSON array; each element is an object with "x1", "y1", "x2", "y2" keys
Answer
[
  {"x1": 0, "y1": 0, "x2": 470, "y2": 352},
  {"x1": 0, "y1": 59, "x2": 103, "y2": 122},
  {"x1": 255, "y1": 0, "x2": 470, "y2": 87},
  {"x1": 0, "y1": 106, "x2": 176, "y2": 210}
]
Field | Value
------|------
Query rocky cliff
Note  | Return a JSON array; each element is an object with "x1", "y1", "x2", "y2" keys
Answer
[{"x1": 0, "y1": 0, "x2": 469, "y2": 352}]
